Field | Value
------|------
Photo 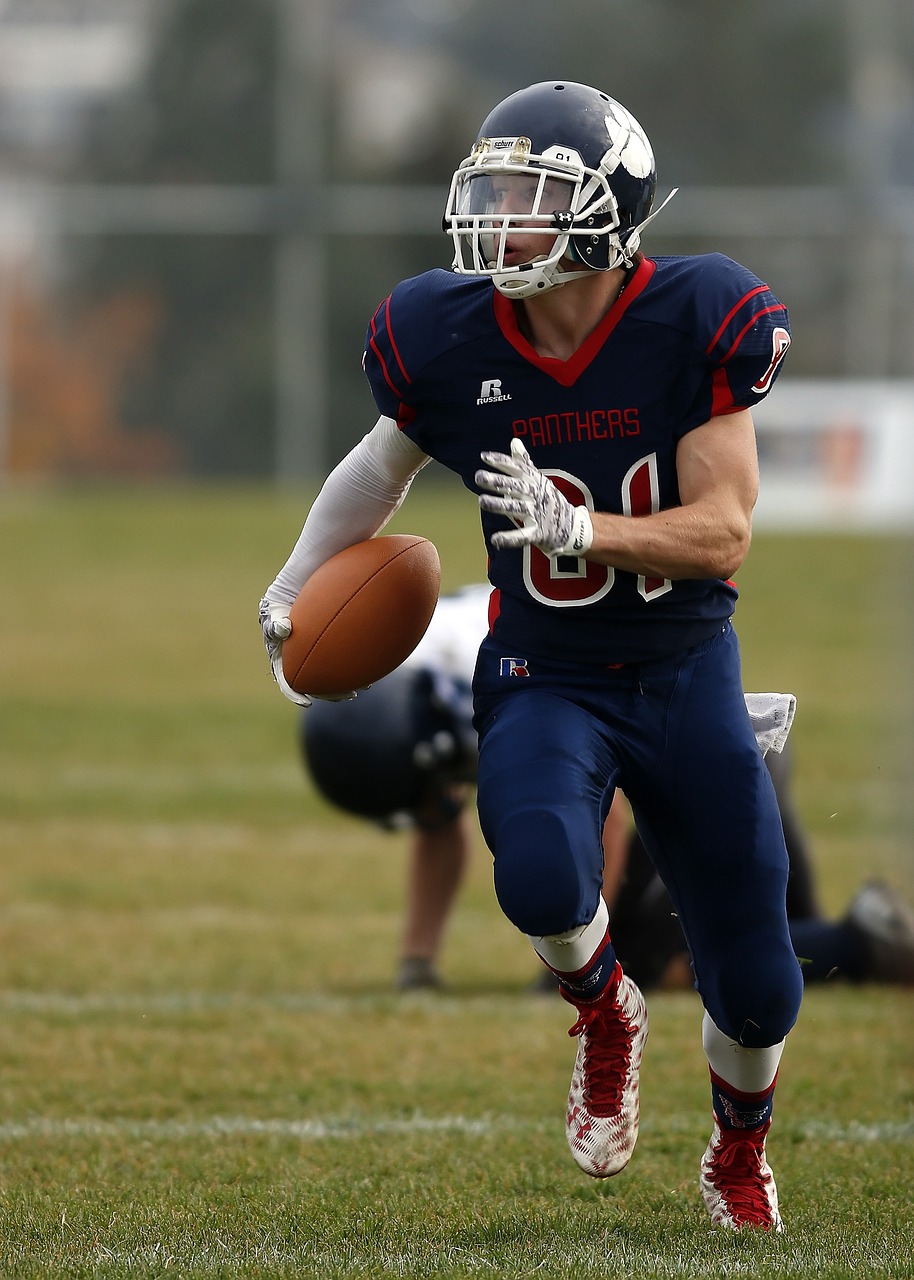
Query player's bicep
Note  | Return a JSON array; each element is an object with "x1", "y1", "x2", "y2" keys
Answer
[{"x1": 676, "y1": 410, "x2": 759, "y2": 522}]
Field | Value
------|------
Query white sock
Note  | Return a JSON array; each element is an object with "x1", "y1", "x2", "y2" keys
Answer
[
  {"x1": 702, "y1": 1010, "x2": 785, "y2": 1093},
  {"x1": 528, "y1": 897, "x2": 610, "y2": 974}
]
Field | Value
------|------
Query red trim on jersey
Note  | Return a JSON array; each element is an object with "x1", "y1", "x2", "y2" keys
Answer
[
  {"x1": 704, "y1": 284, "x2": 769, "y2": 356},
  {"x1": 368, "y1": 298, "x2": 385, "y2": 328},
  {"x1": 368, "y1": 326, "x2": 403, "y2": 399},
  {"x1": 382, "y1": 295, "x2": 412, "y2": 386},
  {"x1": 710, "y1": 367, "x2": 735, "y2": 417},
  {"x1": 396, "y1": 402, "x2": 416, "y2": 429},
  {"x1": 487, "y1": 587, "x2": 501, "y2": 632},
  {"x1": 718, "y1": 304, "x2": 787, "y2": 366},
  {"x1": 492, "y1": 257, "x2": 657, "y2": 387},
  {"x1": 367, "y1": 297, "x2": 412, "y2": 400}
]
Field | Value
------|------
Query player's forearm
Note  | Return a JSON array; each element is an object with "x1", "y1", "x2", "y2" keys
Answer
[{"x1": 586, "y1": 499, "x2": 752, "y2": 581}]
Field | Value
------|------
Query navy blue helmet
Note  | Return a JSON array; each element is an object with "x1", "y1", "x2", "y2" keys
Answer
[{"x1": 444, "y1": 81, "x2": 662, "y2": 297}]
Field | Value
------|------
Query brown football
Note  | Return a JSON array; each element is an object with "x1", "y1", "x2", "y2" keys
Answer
[{"x1": 281, "y1": 535, "x2": 441, "y2": 696}]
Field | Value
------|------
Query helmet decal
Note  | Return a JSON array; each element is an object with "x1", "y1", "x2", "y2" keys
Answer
[{"x1": 602, "y1": 102, "x2": 654, "y2": 181}]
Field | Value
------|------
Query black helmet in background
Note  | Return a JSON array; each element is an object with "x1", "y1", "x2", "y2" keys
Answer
[{"x1": 299, "y1": 666, "x2": 477, "y2": 830}]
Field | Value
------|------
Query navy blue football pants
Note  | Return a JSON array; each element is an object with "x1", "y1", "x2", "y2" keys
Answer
[{"x1": 473, "y1": 622, "x2": 803, "y2": 1047}]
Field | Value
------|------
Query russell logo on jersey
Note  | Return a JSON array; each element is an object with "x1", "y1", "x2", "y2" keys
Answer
[{"x1": 477, "y1": 379, "x2": 514, "y2": 405}]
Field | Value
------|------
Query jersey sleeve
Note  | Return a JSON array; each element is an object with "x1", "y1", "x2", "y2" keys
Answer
[
  {"x1": 363, "y1": 271, "x2": 458, "y2": 430},
  {"x1": 698, "y1": 254, "x2": 791, "y2": 418},
  {"x1": 363, "y1": 288, "x2": 416, "y2": 427}
]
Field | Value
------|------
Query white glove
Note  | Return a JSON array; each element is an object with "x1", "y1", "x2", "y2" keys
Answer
[
  {"x1": 258, "y1": 595, "x2": 313, "y2": 708},
  {"x1": 259, "y1": 595, "x2": 359, "y2": 709},
  {"x1": 476, "y1": 438, "x2": 594, "y2": 557}
]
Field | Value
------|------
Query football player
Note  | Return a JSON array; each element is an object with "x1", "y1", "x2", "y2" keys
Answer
[{"x1": 261, "y1": 81, "x2": 802, "y2": 1230}]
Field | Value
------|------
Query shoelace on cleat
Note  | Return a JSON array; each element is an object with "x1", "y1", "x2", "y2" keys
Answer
[
  {"x1": 567, "y1": 1003, "x2": 635, "y2": 1116},
  {"x1": 708, "y1": 1132, "x2": 774, "y2": 1226}
]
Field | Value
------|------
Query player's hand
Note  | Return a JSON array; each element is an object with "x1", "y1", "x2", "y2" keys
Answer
[
  {"x1": 475, "y1": 438, "x2": 594, "y2": 557},
  {"x1": 259, "y1": 596, "x2": 359, "y2": 708},
  {"x1": 258, "y1": 595, "x2": 312, "y2": 708}
]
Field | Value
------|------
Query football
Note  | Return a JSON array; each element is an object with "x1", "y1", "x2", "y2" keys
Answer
[{"x1": 281, "y1": 534, "x2": 441, "y2": 696}]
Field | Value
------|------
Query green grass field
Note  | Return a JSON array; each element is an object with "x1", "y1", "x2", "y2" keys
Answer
[{"x1": 1, "y1": 481, "x2": 912, "y2": 1278}]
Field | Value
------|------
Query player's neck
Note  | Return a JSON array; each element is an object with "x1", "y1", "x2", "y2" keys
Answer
[{"x1": 514, "y1": 265, "x2": 629, "y2": 361}]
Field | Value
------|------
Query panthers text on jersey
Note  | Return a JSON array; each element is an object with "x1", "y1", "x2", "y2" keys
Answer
[{"x1": 363, "y1": 253, "x2": 790, "y2": 666}]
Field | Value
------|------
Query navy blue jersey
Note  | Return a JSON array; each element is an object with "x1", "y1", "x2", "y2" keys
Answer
[{"x1": 363, "y1": 254, "x2": 790, "y2": 665}]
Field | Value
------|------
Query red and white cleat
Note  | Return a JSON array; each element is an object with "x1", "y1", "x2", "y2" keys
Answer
[
  {"x1": 700, "y1": 1116, "x2": 783, "y2": 1231},
  {"x1": 564, "y1": 965, "x2": 648, "y2": 1177}
]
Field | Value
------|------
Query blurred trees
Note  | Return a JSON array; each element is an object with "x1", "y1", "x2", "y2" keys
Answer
[
  {"x1": 58, "y1": 0, "x2": 277, "y2": 477},
  {"x1": 8, "y1": 284, "x2": 178, "y2": 476}
]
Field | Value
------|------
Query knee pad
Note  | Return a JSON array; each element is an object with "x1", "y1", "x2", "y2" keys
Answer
[
  {"x1": 491, "y1": 809, "x2": 596, "y2": 936},
  {"x1": 701, "y1": 939, "x2": 803, "y2": 1047}
]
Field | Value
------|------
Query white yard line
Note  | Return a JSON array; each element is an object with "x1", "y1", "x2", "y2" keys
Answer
[
  {"x1": 0, "y1": 1112, "x2": 909, "y2": 1145},
  {"x1": 0, "y1": 988, "x2": 548, "y2": 1016},
  {"x1": 0, "y1": 1113, "x2": 530, "y2": 1142}
]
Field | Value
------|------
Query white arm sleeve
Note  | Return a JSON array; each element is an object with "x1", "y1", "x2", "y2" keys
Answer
[{"x1": 264, "y1": 416, "x2": 430, "y2": 606}]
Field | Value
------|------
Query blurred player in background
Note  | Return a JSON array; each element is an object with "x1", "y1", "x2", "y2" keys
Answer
[
  {"x1": 262, "y1": 79, "x2": 808, "y2": 1229},
  {"x1": 300, "y1": 587, "x2": 914, "y2": 994},
  {"x1": 302, "y1": 585, "x2": 485, "y2": 992}
]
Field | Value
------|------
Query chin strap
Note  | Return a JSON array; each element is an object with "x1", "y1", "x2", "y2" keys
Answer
[
  {"x1": 622, "y1": 186, "x2": 679, "y2": 257},
  {"x1": 590, "y1": 185, "x2": 681, "y2": 273}
]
